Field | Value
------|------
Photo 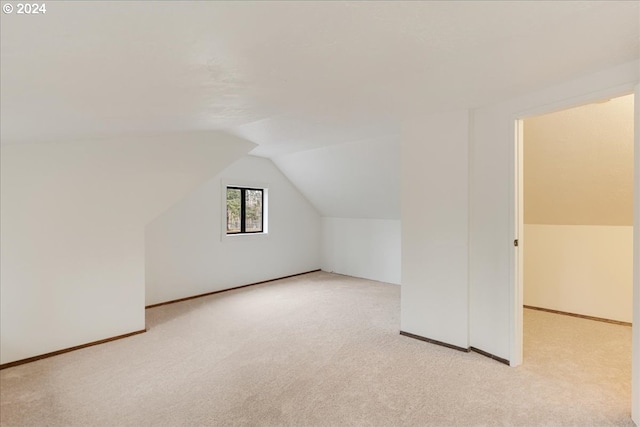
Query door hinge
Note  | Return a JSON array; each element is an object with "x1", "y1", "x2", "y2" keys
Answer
[{"x1": 514, "y1": 239, "x2": 519, "y2": 247}]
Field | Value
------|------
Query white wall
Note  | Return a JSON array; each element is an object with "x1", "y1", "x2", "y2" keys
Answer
[
  {"x1": 401, "y1": 110, "x2": 470, "y2": 349},
  {"x1": 274, "y1": 134, "x2": 402, "y2": 285},
  {"x1": 145, "y1": 156, "x2": 320, "y2": 306},
  {"x1": 0, "y1": 132, "x2": 254, "y2": 365},
  {"x1": 524, "y1": 224, "x2": 633, "y2": 323},
  {"x1": 469, "y1": 60, "x2": 639, "y2": 363},
  {"x1": 321, "y1": 217, "x2": 400, "y2": 285}
]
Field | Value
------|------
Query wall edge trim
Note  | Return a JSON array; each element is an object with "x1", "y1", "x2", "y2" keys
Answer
[
  {"x1": 524, "y1": 305, "x2": 632, "y2": 326},
  {"x1": 0, "y1": 329, "x2": 147, "y2": 370},
  {"x1": 399, "y1": 330, "x2": 470, "y2": 353},
  {"x1": 399, "y1": 331, "x2": 510, "y2": 365},
  {"x1": 146, "y1": 269, "x2": 321, "y2": 309},
  {"x1": 469, "y1": 346, "x2": 510, "y2": 366}
]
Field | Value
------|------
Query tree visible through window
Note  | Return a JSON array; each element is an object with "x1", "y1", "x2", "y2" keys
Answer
[{"x1": 226, "y1": 187, "x2": 263, "y2": 234}]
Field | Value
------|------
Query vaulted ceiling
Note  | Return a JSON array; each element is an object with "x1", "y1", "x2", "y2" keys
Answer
[{"x1": 2, "y1": 1, "x2": 638, "y2": 156}]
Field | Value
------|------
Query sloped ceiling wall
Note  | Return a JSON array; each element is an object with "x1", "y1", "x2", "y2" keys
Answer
[
  {"x1": 0, "y1": 131, "x2": 256, "y2": 364},
  {"x1": 273, "y1": 137, "x2": 400, "y2": 219},
  {"x1": 524, "y1": 94, "x2": 634, "y2": 226}
]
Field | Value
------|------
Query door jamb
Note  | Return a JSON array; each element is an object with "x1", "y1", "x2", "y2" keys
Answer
[
  {"x1": 511, "y1": 86, "x2": 639, "y2": 424},
  {"x1": 511, "y1": 87, "x2": 637, "y2": 373}
]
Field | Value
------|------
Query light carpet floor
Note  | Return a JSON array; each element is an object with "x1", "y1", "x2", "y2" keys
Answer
[{"x1": 0, "y1": 271, "x2": 633, "y2": 426}]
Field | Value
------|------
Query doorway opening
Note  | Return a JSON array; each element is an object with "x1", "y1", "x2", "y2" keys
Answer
[{"x1": 514, "y1": 93, "x2": 635, "y2": 418}]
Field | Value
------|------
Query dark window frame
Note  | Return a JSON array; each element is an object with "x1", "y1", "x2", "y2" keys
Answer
[{"x1": 226, "y1": 186, "x2": 264, "y2": 235}]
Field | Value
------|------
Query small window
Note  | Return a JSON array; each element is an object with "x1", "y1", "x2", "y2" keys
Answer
[{"x1": 226, "y1": 187, "x2": 264, "y2": 234}]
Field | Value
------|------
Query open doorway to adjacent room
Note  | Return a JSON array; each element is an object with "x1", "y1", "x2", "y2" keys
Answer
[{"x1": 515, "y1": 93, "x2": 635, "y2": 412}]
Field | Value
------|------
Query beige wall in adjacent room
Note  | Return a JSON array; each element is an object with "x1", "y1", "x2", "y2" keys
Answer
[
  {"x1": 524, "y1": 94, "x2": 634, "y2": 322},
  {"x1": 524, "y1": 94, "x2": 634, "y2": 226},
  {"x1": 524, "y1": 224, "x2": 633, "y2": 322}
]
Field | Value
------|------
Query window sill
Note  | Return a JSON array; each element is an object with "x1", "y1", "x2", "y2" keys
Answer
[{"x1": 222, "y1": 232, "x2": 269, "y2": 242}]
